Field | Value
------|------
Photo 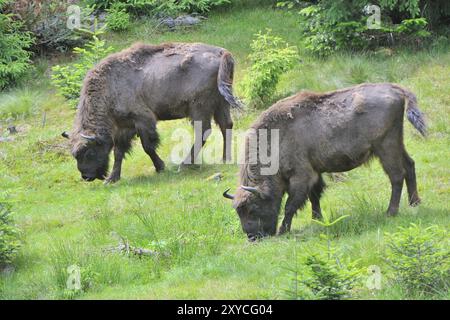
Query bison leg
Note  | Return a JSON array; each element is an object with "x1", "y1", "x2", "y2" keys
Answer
[
  {"x1": 105, "y1": 147, "x2": 125, "y2": 184},
  {"x1": 136, "y1": 121, "x2": 165, "y2": 173},
  {"x1": 375, "y1": 135, "x2": 406, "y2": 216},
  {"x1": 279, "y1": 177, "x2": 310, "y2": 235},
  {"x1": 182, "y1": 119, "x2": 211, "y2": 166},
  {"x1": 309, "y1": 175, "x2": 325, "y2": 220},
  {"x1": 214, "y1": 107, "x2": 233, "y2": 163},
  {"x1": 403, "y1": 152, "x2": 421, "y2": 206},
  {"x1": 105, "y1": 130, "x2": 135, "y2": 184}
]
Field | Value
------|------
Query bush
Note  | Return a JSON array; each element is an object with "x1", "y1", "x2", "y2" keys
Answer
[
  {"x1": 83, "y1": 0, "x2": 231, "y2": 16},
  {"x1": 106, "y1": 4, "x2": 131, "y2": 31},
  {"x1": 285, "y1": 213, "x2": 362, "y2": 300},
  {"x1": 0, "y1": 202, "x2": 21, "y2": 267},
  {"x1": 51, "y1": 26, "x2": 113, "y2": 106},
  {"x1": 385, "y1": 223, "x2": 449, "y2": 297},
  {"x1": 240, "y1": 29, "x2": 298, "y2": 107},
  {"x1": 0, "y1": 0, "x2": 34, "y2": 89},
  {"x1": 4, "y1": 0, "x2": 89, "y2": 53},
  {"x1": 150, "y1": 0, "x2": 231, "y2": 16},
  {"x1": 278, "y1": 0, "x2": 436, "y2": 56},
  {"x1": 301, "y1": 254, "x2": 362, "y2": 300}
]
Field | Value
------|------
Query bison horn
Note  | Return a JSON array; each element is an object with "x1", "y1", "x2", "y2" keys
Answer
[
  {"x1": 61, "y1": 131, "x2": 70, "y2": 139},
  {"x1": 80, "y1": 133, "x2": 96, "y2": 142},
  {"x1": 223, "y1": 188, "x2": 235, "y2": 200},
  {"x1": 240, "y1": 185, "x2": 259, "y2": 194}
]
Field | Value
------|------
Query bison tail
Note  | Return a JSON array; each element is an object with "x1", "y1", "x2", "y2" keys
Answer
[
  {"x1": 403, "y1": 89, "x2": 427, "y2": 136},
  {"x1": 218, "y1": 51, "x2": 242, "y2": 109}
]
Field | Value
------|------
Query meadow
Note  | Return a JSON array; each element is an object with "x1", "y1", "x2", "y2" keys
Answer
[{"x1": 0, "y1": 1, "x2": 449, "y2": 299}]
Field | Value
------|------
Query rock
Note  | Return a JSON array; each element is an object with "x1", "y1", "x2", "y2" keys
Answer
[
  {"x1": 161, "y1": 15, "x2": 206, "y2": 29},
  {"x1": 7, "y1": 125, "x2": 17, "y2": 134},
  {"x1": 206, "y1": 172, "x2": 223, "y2": 182},
  {"x1": 0, "y1": 136, "x2": 14, "y2": 142}
]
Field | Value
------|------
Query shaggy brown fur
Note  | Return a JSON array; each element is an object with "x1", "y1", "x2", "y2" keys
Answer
[
  {"x1": 66, "y1": 42, "x2": 240, "y2": 182},
  {"x1": 225, "y1": 83, "x2": 426, "y2": 240}
]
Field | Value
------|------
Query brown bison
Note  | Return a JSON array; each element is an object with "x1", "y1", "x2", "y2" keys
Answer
[
  {"x1": 63, "y1": 42, "x2": 240, "y2": 183},
  {"x1": 223, "y1": 83, "x2": 426, "y2": 241}
]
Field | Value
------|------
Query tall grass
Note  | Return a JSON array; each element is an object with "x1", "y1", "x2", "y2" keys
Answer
[{"x1": 0, "y1": 90, "x2": 42, "y2": 120}]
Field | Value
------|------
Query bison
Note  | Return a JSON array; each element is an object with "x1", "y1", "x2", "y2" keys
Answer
[
  {"x1": 223, "y1": 83, "x2": 426, "y2": 241},
  {"x1": 63, "y1": 42, "x2": 240, "y2": 183}
]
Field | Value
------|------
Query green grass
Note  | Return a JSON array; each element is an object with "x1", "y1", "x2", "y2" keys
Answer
[{"x1": 0, "y1": 4, "x2": 449, "y2": 299}]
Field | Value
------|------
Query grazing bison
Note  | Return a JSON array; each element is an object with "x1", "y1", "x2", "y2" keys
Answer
[
  {"x1": 223, "y1": 83, "x2": 426, "y2": 241},
  {"x1": 63, "y1": 42, "x2": 240, "y2": 183}
]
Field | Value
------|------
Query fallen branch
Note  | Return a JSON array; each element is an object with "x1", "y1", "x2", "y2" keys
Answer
[{"x1": 104, "y1": 232, "x2": 163, "y2": 258}]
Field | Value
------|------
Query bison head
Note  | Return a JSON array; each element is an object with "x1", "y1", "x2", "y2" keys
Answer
[
  {"x1": 223, "y1": 186, "x2": 280, "y2": 241},
  {"x1": 63, "y1": 132, "x2": 112, "y2": 181}
]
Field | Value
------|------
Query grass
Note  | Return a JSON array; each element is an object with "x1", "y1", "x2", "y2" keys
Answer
[{"x1": 0, "y1": 3, "x2": 449, "y2": 299}]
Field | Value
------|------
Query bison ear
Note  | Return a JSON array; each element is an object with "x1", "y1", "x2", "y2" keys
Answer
[{"x1": 61, "y1": 131, "x2": 70, "y2": 139}]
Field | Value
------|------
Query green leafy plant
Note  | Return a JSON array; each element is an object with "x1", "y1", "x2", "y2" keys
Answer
[
  {"x1": 0, "y1": 0, "x2": 34, "y2": 89},
  {"x1": 0, "y1": 202, "x2": 22, "y2": 267},
  {"x1": 83, "y1": 0, "x2": 231, "y2": 16},
  {"x1": 301, "y1": 254, "x2": 362, "y2": 300},
  {"x1": 150, "y1": 0, "x2": 231, "y2": 16},
  {"x1": 5, "y1": 0, "x2": 92, "y2": 53},
  {"x1": 106, "y1": 3, "x2": 131, "y2": 31},
  {"x1": 285, "y1": 212, "x2": 362, "y2": 300},
  {"x1": 278, "y1": 0, "x2": 434, "y2": 56},
  {"x1": 51, "y1": 24, "x2": 114, "y2": 106},
  {"x1": 385, "y1": 223, "x2": 449, "y2": 297},
  {"x1": 241, "y1": 29, "x2": 299, "y2": 107}
]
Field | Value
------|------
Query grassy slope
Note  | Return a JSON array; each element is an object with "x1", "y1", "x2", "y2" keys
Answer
[{"x1": 0, "y1": 3, "x2": 449, "y2": 299}]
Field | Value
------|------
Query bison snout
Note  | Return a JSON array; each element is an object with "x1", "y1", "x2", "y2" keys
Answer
[
  {"x1": 82, "y1": 175, "x2": 96, "y2": 182},
  {"x1": 247, "y1": 233, "x2": 257, "y2": 242},
  {"x1": 247, "y1": 231, "x2": 270, "y2": 242}
]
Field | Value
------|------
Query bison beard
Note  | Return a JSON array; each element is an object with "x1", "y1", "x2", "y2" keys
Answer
[
  {"x1": 224, "y1": 83, "x2": 426, "y2": 240},
  {"x1": 65, "y1": 42, "x2": 240, "y2": 183}
]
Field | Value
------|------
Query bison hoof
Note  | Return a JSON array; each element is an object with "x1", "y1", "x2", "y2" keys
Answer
[
  {"x1": 386, "y1": 209, "x2": 399, "y2": 217},
  {"x1": 155, "y1": 162, "x2": 165, "y2": 173},
  {"x1": 104, "y1": 176, "x2": 120, "y2": 184},
  {"x1": 409, "y1": 197, "x2": 421, "y2": 207},
  {"x1": 278, "y1": 227, "x2": 290, "y2": 236},
  {"x1": 312, "y1": 212, "x2": 323, "y2": 220}
]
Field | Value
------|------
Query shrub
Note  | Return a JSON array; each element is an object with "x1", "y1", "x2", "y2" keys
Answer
[
  {"x1": 285, "y1": 213, "x2": 362, "y2": 300},
  {"x1": 0, "y1": 0, "x2": 34, "y2": 89},
  {"x1": 0, "y1": 202, "x2": 21, "y2": 267},
  {"x1": 301, "y1": 254, "x2": 362, "y2": 300},
  {"x1": 51, "y1": 25, "x2": 113, "y2": 106},
  {"x1": 385, "y1": 223, "x2": 449, "y2": 297},
  {"x1": 4, "y1": 0, "x2": 89, "y2": 53},
  {"x1": 106, "y1": 3, "x2": 131, "y2": 31},
  {"x1": 278, "y1": 0, "x2": 435, "y2": 56},
  {"x1": 150, "y1": 0, "x2": 231, "y2": 16},
  {"x1": 240, "y1": 29, "x2": 298, "y2": 107},
  {"x1": 83, "y1": 0, "x2": 231, "y2": 16}
]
